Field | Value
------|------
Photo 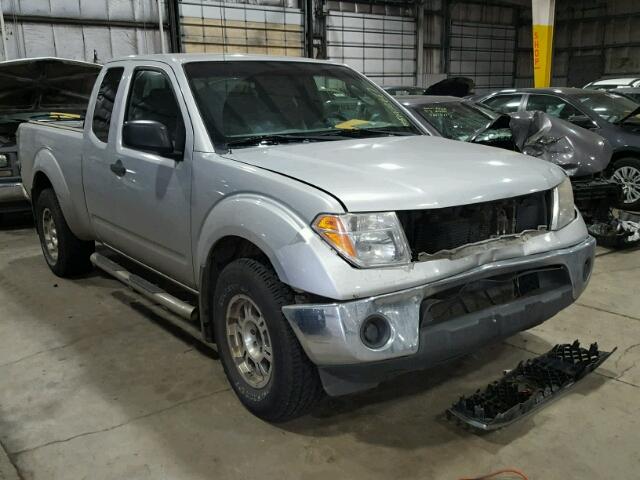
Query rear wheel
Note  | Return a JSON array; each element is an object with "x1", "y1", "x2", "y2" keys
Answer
[
  {"x1": 213, "y1": 258, "x2": 323, "y2": 422},
  {"x1": 35, "y1": 188, "x2": 94, "y2": 277},
  {"x1": 610, "y1": 157, "x2": 640, "y2": 210}
]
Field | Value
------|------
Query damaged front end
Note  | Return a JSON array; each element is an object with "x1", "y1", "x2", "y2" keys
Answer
[{"x1": 396, "y1": 190, "x2": 552, "y2": 262}]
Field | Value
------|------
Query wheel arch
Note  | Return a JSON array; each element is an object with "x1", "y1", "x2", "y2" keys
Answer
[
  {"x1": 611, "y1": 148, "x2": 640, "y2": 160},
  {"x1": 31, "y1": 170, "x2": 53, "y2": 206},
  {"x1": 194, "y1": 194, "x2": 344, "y2": 341},
  {"x1": 30, "y1": 149, "x2": 93, "y2": 239},
  {"x1": 198, "y1": 235, "x2": 277, "y2": 341}
]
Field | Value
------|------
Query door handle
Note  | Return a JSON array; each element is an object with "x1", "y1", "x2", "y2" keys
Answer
[{"x1": 110, "y1": 159, "x2": 126, "y2": 177}]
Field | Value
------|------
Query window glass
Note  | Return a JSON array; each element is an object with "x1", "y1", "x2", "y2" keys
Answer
[
  {"x1": 124, "y1": 69, "x2": 185, "y2": 153},
  {"x1": 92, "y1": 67, "x2": 124, "y2": 143},
  {"x1": 415, "y1": 102, "x2": 497, "y2": 141},
  {"x1": 525, "y1": 94, "x2": 581, "y2": 120},
  {"x1": 621, "y1": 92, "x2": 640, "y2": 103},
  {"x1": 571, "y1": 91, "x2": 640, "y2": 124},
  {"x1": 481, "y1": 94, "x2": 522, "y2": 113},
  {"x1": 183, "y1": 61, "x2": 418, "y2": 148},
  {"x1": 385, "y1": 86, "x2": 427, "y2": 96}
]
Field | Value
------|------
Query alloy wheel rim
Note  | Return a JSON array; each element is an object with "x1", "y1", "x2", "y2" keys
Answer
[
  {"x1": 41, "y1": 208, "x2": 59, "y2": 262},
  {"x1": 612, "y1": 166, "x2": 640, "y2": 204},
  {"x1": 225, "y1": 294, "x2": 273, "y2": 389}
]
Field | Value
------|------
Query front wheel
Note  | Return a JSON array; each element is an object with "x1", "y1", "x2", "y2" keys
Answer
[
  {"x1": 610, "y1": 157, "x2": 640, "y2": 210},
  {"x1": 213, "y1": 258, "x2": 323, "y2": 422},
  {"x1": 35, "y1": 188, "x2": 94, "y2": 277}
]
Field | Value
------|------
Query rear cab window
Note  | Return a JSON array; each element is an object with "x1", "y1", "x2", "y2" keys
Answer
[{"x1": 92, "y1": 67, "x2": 124, "y2": 143}]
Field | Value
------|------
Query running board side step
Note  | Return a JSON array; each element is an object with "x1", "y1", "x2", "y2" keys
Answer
[
  {"x1": 446, "y1": 341, "x2": 615, "y2": 432},
  {"x1": 90, "y1": 253, "x2": 200, "y2": 337}
]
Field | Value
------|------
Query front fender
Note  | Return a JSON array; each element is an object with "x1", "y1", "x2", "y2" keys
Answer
[
  {"x1": 195, "y1": 193, "x2": 348, "y2": 298},
  {"x1": 32, "y1": 148, "x2": 93, "y2": 239}
]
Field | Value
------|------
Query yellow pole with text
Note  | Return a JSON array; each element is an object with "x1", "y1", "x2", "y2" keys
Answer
[{"x1": 532, "y1": 0, "x2": 556, "y2": 88}]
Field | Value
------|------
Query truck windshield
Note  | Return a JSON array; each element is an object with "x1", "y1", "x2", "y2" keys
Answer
[{"x1": 184, "y1": 61, "x2": 419, "y2": 148}]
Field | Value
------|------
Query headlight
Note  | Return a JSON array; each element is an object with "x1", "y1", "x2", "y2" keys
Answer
[
  {"x1": 313, "y1": 212, "x2": 411, "y2": 267},
  {"x1": 551, "y1": 176, "x2": 576, "y2": 230},
  {"x1": 0, "y1": 154, "x2": 8, "y2": 168}
]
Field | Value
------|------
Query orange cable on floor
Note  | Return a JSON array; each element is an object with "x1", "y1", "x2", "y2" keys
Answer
[{"x1": 458, "y1": 468, "x2": 529, "y2": 480}]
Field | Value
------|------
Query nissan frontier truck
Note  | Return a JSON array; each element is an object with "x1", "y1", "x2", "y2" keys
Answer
[{"x1": 18, "y1": 54, "x2": 594, "y2": 421}]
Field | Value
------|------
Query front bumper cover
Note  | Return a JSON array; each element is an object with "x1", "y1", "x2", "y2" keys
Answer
[{"x1": 282, "y1": 236, "x2": 595, "y2": 395}]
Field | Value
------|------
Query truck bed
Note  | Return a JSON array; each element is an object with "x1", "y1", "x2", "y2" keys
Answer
[
  {"x1": 29, "y1": 119, "x2": 85, "y2": 132},
  {"x1": 18, "y1": 120, "x2": 85, "y2": 224}
]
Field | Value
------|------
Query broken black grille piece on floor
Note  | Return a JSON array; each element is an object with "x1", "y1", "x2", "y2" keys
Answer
[{"x1": 446, "y1": 341, "x2": 615, "y2": 432}]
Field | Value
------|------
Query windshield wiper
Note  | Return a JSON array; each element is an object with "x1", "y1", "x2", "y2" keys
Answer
[
  {"x1": 225, "y1": 133, "x2": 344, "y2": 149},
  {"x1": 320, "y1": 127, "x2": 416, "y2": 138}
]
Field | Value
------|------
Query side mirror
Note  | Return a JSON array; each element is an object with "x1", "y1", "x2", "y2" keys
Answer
[
  {"x1": 568, "y1": 114, "x2": 596, "y2": 129},
  {"x1": 123, "y1": 120, "x2": 177, "y2": 158}
]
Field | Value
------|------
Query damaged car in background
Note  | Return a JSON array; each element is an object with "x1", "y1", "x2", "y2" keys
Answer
[
  {"x1": 0, "y1": 57, "x2": 100, "y2": 216},
  {"x1": 400, "y1": 95, "x2": 639, "y2": 247}
]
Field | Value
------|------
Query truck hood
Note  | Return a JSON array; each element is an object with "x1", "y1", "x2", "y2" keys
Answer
[
  {"x1": 0, "y1": 57, "x2": 100, "y2": 146},
  {"x1": 226, "y1": 136, "x2": 565, "y2": 212}
]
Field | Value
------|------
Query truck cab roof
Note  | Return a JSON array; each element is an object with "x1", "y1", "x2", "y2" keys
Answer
[{"x1": 106, "y1": 53, "x2": 344, "y2": 67}]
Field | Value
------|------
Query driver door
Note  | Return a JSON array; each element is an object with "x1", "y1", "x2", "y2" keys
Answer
[{"x1": 108, "y1": 63, "x2": 195, "y2": 286}]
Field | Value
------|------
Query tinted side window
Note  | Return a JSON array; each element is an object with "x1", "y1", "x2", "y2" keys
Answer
[
  {"x1": 124, "y1": 69, "x2": 185, "y2": 153},
  {"x1": 482, "y1": 94, "x2": 523, "y2": 113},
  {"x1": 526, "y1": 94, "x2": 581, "y2": 120},
  {"x1": 92, "y1": 68, "x2": 124, "y2": 143}
]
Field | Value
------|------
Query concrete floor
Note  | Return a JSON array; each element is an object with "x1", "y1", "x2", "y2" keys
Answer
[{"x1": 0, "y1": 217, "x2": 639, "y2": 480}]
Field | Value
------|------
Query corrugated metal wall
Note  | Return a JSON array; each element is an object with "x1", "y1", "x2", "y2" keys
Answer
[
  {"x1": 178, "y1": 0, "x2": 416, "y2": 86},
  {"x1": 421, "y1": 0, "x2": 523, "y2": 92},
  {"x1": 516, "y1": 0, "x2": 640, "y2": 87},
  {"x1": 326, "y1": 9, "x2": 416, "y2": 86},
  {"x1": 0, "y1": 0, "x2": 167, "y2": 62},
  {"x1": 179, "y1": 0, "x2": 304, "y2": 56}
]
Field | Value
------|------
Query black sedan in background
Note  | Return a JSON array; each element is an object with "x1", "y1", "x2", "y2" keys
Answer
[{"x1": 472, "y1": 88, "x2": 640, "y2": 210}]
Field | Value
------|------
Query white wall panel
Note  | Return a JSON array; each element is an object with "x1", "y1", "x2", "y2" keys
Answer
[{"x1": 0, "y1": 0, "x2": 167, "y2": 62}]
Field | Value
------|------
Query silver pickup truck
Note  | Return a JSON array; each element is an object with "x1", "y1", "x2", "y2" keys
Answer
[{"x1": 19, "y1": 54, "x2": 595, "y2": 422}]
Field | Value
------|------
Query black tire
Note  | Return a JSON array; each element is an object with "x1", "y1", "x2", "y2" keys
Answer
[
  {"x1": 213, "y1": 258, "x2": 323, "y2": 422},
  {"x1": 34, "y1": 188, "x2": 94, "y2": 277},
  {"x1": 610, "y1": 157, "x2": 640, "y2": 210}
]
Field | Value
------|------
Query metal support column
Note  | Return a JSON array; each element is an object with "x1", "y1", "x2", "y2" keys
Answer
[
  {"x1": 167, "y1": 0, "x2": 182, "y2": 53},
  {"x1": 0, "y1": 2, "x2": 8, "y2": 61},
  {"x1": 416, "y1": 1, "x2": 424, "y2": 86},
  {"x1": 157, "y1": 0, "x2": 167, "y2": 53},
  {"x1": 305, "y1": 0, "x2": 314, "y2": 58},
  {"x1": 442, "y1": 0, "x2": 450, "y2": 74}
]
